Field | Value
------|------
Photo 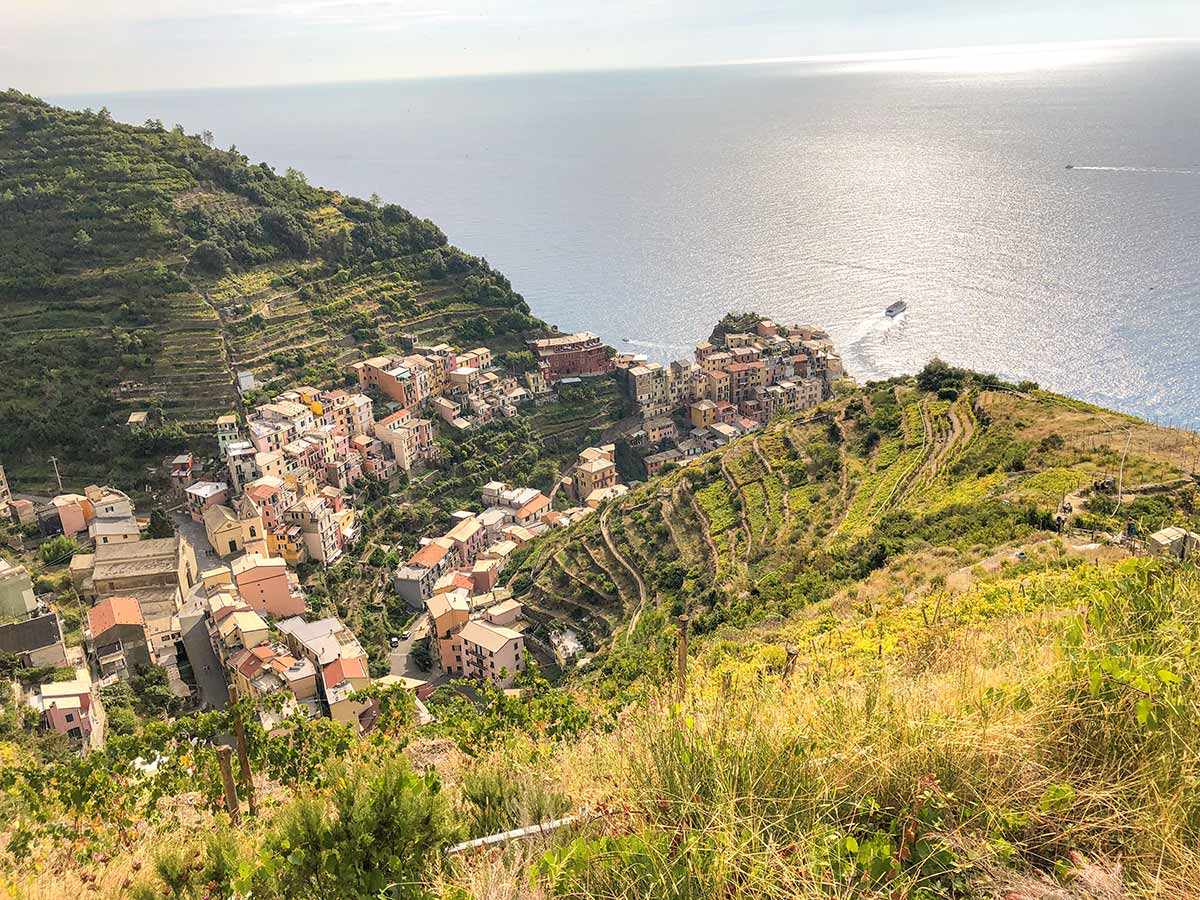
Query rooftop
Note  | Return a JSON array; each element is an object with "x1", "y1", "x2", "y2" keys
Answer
[
  {"x1": 531, "y1": 331, "x2": 599, "y2": 350},
  {"x1": 410, "y1": 537, "x2": 454, "y2": 569},
  {"x1": 91, "y1": 537, "x2": 182, "y2": 583},
  {"x1": 426, "y1": 588, "x2": 471, "y2": 619},
  {"x1": 232, "y1": 553, "x2": 286, "y2": 577},
  {"x1": 88, "y1": 596, "x2": 143, "y2": 639},
  {"x1": 459, "y1": 619, "x2": 522, "y2": 653},
  {"x1": 186, "y1": 481, "x2": 227, "y2": 500}
]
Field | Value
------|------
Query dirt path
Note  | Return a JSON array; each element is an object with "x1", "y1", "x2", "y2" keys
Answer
[
  {"x1": 945, "y1": 536, "x2": 1129, "y2": 594},
  {"x1": 685, "y1": 490, "x2": 722, "y2": 576},
  {"x1": 872, "y1": 399, "x2": 932, "y2": 521},
  {"x1": 719, "y1": 453, "x2": 754, "y2": 560},
  {"x1": 752, "y1": 434, "x2": 774, "y2": 475},
  {"x1": 662, "y1": 486, "x2": 715, "y2": 572},
  {"x1": 902, "y1": 397, "x2": 960, "y2": 502},
  {"x1": 579, "y1": 541, "x2": 632, "y2": 601},
  {"x1": 600, "y1": 504, "x2": 649, "y2": 631}
]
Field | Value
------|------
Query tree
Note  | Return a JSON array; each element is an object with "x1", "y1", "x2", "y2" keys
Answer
[
  {"x1": 38, "y1": 535, "x2": 80, "y2": 566},
  {"x1": 410, "y1": 637, "x2": 433, "y2": 672},
  {"x1": 146, "y1": 508, "x2": 174, "y2": 539},
  {"x1": 192, "y1": 240, "x2": 232, "y2": 273},
  {"x1": 72, "y1": 229, "x2": 92, "y2": 251},
  {"x1": 428, "y1": 251, "x2": 447, "y2": 279}
]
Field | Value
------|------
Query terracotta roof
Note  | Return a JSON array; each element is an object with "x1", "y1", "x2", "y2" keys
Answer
[
  {"x1": 410, "y1": 540, "x2": 451, "y2": 569},
  {"x1": 211, "y1": 604, "x2": 241, "y2": 624},
  {"x1": 323, "y1": 656, "x2": 367, "y2": 686},
  {"x1": 245, "y1": 482, "x2": 280, "y2": 502},
  {"x1": 433, "y1": 572, "x2": 475, "y2": 594},
  {"x1": 88, "y1": 596, "x2": 143, "y2": 639},
  {"x1": 514, "y1": 493, "x2": 550, "y2": 519}
]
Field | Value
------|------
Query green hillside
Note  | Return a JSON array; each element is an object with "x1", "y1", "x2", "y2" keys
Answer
[
  {"x1": 0, "y1": 90, "x2": 541, "y2": 491},
  {"x1": 505, "y1": 366, "x2": 1199, "y2": 689},
  {"x1": 2, "y1": 362, "x2": 1199, "y2": 898}
]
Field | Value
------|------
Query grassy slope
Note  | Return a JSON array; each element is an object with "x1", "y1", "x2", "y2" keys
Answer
[
  {"x1": 2, "y1": 379, "x2": 1198, "y2": 898},
  {"x1": 505, "y1": 377, "x2": 1198, "y2": 685},
  {"x1": 0, "y1": 90, "x2": 543, "y2": 492}
]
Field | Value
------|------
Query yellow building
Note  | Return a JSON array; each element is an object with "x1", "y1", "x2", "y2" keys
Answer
[{"x1": 203, "y1": 505, "x2": 245, "y2": 558}]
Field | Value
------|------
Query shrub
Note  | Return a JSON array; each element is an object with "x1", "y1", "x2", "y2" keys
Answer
[{"x1": 240, "y1": 755, "x2": 457, "y2": 899}]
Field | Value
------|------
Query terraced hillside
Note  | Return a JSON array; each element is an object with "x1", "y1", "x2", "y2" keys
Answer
[
  {"x1": 0, "y1": 90, "x2": 542, "y2": 490},
  {"x1": 508, "y1": 366, "x2": 1199, "y2": 676}
]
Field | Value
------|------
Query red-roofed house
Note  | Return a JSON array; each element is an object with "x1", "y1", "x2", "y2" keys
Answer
[
  {"x1": 86, "y1": 596, "x2": 151, "y2": 678},
  {"x1": 394, "y1": 537, "x2": 458, "y2": 608},
  {"x1": 511, "y1": 492, "x2": 550, "y2": 527}
]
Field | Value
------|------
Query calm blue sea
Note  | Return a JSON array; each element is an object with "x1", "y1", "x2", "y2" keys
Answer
[{"x1": 56, "y1": 41, "x2": 1200, "y2": 426}]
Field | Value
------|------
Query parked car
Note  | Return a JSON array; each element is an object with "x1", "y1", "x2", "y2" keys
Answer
[
  {"x1": 390, "y1": 636, "x2": 400, "y2": 649},
  {"x1": 401, "y1": 629, "x2": 412, "y2": 640}
]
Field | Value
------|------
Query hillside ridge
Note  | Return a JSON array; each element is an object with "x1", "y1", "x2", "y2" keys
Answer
[{"x1": 0, "y1": 89, "x2": 542, "y2": 490}]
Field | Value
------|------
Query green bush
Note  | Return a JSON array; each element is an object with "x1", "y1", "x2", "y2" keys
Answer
[{"x1": 240, "y1": 755, "x2": 458, "y2": 899}]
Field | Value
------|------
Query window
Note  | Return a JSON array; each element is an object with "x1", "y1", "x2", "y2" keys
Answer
[{"x1": 64, "y1": 713, "x2": 75, "y2": 722}]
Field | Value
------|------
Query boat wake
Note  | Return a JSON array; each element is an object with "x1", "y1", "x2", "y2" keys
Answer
[
  {"x1": 840, "y1": 309, "x2": 907, "y2": 381},
  {"x1": 1068, "y1": 165, "x2": 1200, "y2": 175}
]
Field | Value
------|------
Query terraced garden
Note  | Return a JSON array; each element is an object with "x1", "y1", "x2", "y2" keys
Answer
[
  {"x1": 507, "y1": 370, "x2": 1199, "y2": 660},
  {"x1": 0, "y1": 90, "x2": 545, "y2": 490}
]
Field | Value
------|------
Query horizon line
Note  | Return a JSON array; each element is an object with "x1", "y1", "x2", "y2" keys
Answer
[{"x1": 43, "y1": 34, "x2": 1199, "y2": 101}]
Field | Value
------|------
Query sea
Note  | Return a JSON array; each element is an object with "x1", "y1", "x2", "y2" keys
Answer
[{"x1": 55, "y1": 40, "x2": 1200, "y2": 427}]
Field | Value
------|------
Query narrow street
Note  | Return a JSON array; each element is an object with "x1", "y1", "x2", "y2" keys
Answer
[{"x1": 179, "y1": 597, "x2": 229, "y2": 710}]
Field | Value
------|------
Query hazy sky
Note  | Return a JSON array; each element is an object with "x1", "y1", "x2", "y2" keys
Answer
[{"x1": 4, "y1": 0, "x2": 1198, "y2": 94}]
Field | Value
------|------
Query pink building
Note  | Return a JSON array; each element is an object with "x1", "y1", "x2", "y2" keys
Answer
[
  {"x1": 36, "y1": 674, "x2": 96, "y2": 742},
  {"x1": 231, "y1": 553, "x2": 306, "y2": 618},
  {"x1": 459, "y1": 619, "x2": 526, "y2": 687},
  {"x1": 244, "y1": 477, "x2": 292, "y2": 531},
  {"x1": 445, "y1": 516, "x2": 486, "y2": 566},
  {"x1": 471, "y1": 557, "x2": 502, "y2": 594},
  {"x1": 51, "y1": 494, "x2": 90, "y2": 537},
  {"x1": 186, "y1": 481, "x2": 229, "y2": 522}
]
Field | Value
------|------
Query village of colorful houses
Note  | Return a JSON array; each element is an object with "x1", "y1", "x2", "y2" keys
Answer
[{"x1": 0, "y1": 320, "x2": 850, "y2": 750}]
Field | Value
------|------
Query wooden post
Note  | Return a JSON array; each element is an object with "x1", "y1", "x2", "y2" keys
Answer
[
  {"x1": 676, "y1": 615, "x2": 689, "y2": 701},
  {"x1": 228, "y1": 685, "x2": 257, "y2": 817},
  {"x1": 216, "y1": 745, "x2": 241, "y2": 825},
  {"x1": 721, "y1": 671, "x2": 732, "y2": 699},
  {"x1": 232, "y1": 716, "x2": 257, "y2": 817},
  {"x1": 782, "y1": 643, "x2": 800, "y2": 682}
]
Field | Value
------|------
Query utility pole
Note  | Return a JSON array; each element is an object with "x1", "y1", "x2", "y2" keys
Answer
[{"x1": 48, "y1": 457, "x2": 63, "y2": 493}]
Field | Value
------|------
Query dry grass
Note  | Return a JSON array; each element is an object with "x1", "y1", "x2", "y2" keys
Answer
[{"x1": 444, "y1": 558, "x2": 1200, "y2": 899}]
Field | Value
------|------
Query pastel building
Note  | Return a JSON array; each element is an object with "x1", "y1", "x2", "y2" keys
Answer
[
  {"x1": 459, "y1": 619, "x2": 526, "y2": 688},
  {"x1": 86, "y1": 596, "x2": 152, "y2": 679},
  {"x1": 276, "y1": 616, "x2": 371, "y2": 731},
  {"x1": 231, "y1": 553, "x2": 306, "y2": 618},
  {"x1": 186, "y1": 482, "x2": 229, "y2": 522},
  {"x1": 33, "y1": 670, "x2": 98, "y2": 744},
  {"x1": 427, "y1": 588, "x2": 471, "y2": 676}
]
